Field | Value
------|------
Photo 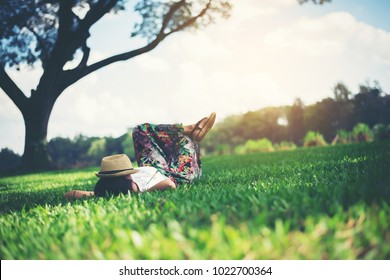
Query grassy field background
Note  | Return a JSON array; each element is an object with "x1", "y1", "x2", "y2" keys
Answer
[{"x1": 1, "y1": 142, "x2": 389, "y2": 259}]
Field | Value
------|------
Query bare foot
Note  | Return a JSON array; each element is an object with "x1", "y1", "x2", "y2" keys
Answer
[
  {"x1": 183, "y1": 124, "x2": 195, "y2": 136},
  {"x1": 191, "y1": 112, "x2": 216, "y2": 142}
]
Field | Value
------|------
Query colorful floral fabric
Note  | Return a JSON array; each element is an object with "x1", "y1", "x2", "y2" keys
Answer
[{"x1": 132, "y1": 123, "x2": 202, "y2": 185}]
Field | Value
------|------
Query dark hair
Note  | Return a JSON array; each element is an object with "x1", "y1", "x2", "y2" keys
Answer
[{"x1": 94, "y1": 176, "x2": 134, "y2": 197}]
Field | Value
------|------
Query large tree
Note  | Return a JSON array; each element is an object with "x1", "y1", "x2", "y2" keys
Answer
[{"x1": 0, "y1": 0, "x2": 231, "y2": 170}]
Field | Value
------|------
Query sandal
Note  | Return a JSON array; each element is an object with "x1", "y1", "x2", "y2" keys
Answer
[{"x1": 191, "y1": 112, "x2": 216, "y2": 142}]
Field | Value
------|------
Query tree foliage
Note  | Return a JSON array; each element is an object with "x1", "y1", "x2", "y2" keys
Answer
[
  {"x1": 132, "y1": 0, "x2": 231, "y2": 41},
  {"x1": 0, "y1": 0, "x2": 231, "y2": 70},
  {"x1": 0, "y1": 148, "x2": 21, "y2": 174},
  {"x1": 288, "y1": 98, "x2": 305, "y2": 145},
  {"x1": 1, "y1": 0, "x2": 125, "y2": 68},
  {"x1": 352, "y1": 123, "x2": 373, "y2": 143},
  {"x1": 303, "y1": 131, "x2": 327, "y2": 147}
]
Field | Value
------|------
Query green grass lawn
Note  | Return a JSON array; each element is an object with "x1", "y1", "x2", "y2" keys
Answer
[{"x1": 1, "y1": 142, "x2": 389, "y2": 259}]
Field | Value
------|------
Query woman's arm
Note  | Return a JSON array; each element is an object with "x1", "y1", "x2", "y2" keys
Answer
[
  {"x1": 147, "y1": 179, "x2": 176, "y2": 192},
  {"x1": 64, "y1": 190, "x2": 94, "y2": 199}
]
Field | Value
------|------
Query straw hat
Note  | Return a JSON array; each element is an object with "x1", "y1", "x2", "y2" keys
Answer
[{"x1": 96, "y1": 154, "x2": 139, "y2": 178}]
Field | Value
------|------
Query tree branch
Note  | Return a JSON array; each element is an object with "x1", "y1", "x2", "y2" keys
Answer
[
  {"x1": 80, "y1": 0, "x2": 119, "y2": 30},
  {"x1": 59, "y1": 0, "x2": 210, "y2": 91},
  {"x1": 165, "y1": 0, "x2": 212, "y2": 36},
  {"x1": 0, "y1": 67, "x2": 28, "y2": 111},
  {"x1": 70, "y1": 1, "x2": 119, "y2": 69},
  {"x1": 61, "y1": 41, "x2": 159, "y2": 90},
  {"x1": 38, "y1": 0, "x2": 76, "y2": 81},
  {"x1": 158, "y1": 0, "x2": 186, "y2": 39},
  {"x1": 53, "y1": 0, "x2": 118, "y2": 92},
  {"x1": 26, "y1": 26, "x2": 50, "y2": 69},
  {"x1": 60, "y1": 1, "x2": 187, "y2": 88},
  {"x1": 76, "y1": 41, "x2": 91, "y2": 69}
]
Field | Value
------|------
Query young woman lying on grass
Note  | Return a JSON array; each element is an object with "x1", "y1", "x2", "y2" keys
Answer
[{"x1": 64, "y1": 112, "x2": 216, "y2": 199}]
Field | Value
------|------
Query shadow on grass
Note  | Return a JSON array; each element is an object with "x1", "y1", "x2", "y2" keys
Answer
[{"x1": 0, "y1": 187, "x2": 87, "y2": 214}]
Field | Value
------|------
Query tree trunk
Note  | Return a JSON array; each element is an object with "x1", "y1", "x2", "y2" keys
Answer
[{"x1": 21, "y1": 94, "x2": 55, "y2": 171}]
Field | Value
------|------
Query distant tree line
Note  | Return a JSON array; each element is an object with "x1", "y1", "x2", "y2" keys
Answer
[
  {"x1": 1, "y1": 80, "x2": 389, "y2": 174},
  {"x1": 0, "y1": 131, "x2": 135, "y2": 174},
  {"x1": 46, "y1": 132, "x2": 135, "y2": 169},
  {"x1": 201, "y1": 80, "x2": 390, "y2": 155}
]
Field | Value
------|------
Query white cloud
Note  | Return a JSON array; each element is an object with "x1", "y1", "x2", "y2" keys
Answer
[
  {"x1": 168, "y1": 32, "x2": 232, "y2": 61},
  {"x1": 50, "y1": 85, "x2": 139, "y2": 139},
  {"x1": 264, "y1": 12, "x2": 356, "y2": 56},
  {"x1": 208, "y1": 71, "x2": 287, "y2": 115},
  {"x1": 134, "y1": 54, "x2": 171, "y2": 72},
  {"x1": 164, "y1": 67, "x2": 286, "y2": 123},
  {"x1": 232, "y1": 0, "x2": 296, "y2": 19},
  {"x1": 264, "y1": 12, "x2": 390, "y2": 62},
  {"x1": 351, "y1": 22, "x2": 390, "y2": 66}
]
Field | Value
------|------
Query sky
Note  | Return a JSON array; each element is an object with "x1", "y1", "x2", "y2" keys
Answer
[{"x1": 1, "y1": 0, "x2": 390, "y2": 155}]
